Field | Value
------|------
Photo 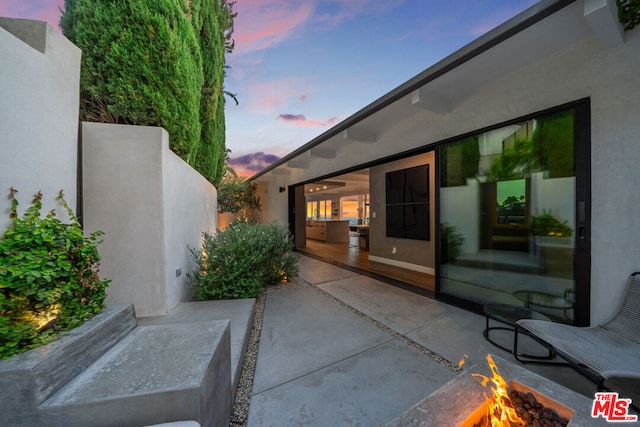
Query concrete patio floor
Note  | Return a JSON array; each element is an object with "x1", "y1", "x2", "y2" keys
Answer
[{"x1": 247, "y1": 254, "x2": 596, "y2": 426}]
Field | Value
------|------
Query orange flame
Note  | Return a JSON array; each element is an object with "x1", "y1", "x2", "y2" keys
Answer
[
  {"x1": 471, "y1": 354, "x2": 525, "y2": 427},
  {"x1": 459, "y1": 354, "x2": 469, "y2": 368}
]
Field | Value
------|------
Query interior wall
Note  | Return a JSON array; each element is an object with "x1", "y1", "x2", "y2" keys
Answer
[{"x1": 369, "y1": 152, "x2": 435, "y2": 272}]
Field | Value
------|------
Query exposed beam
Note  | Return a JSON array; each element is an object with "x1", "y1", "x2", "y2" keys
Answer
[
  {"x1": 287, "y1": 159, "x2": 309, "y2": 169},
  {"x1": 411, "y1": 87, "x2": 452, "y2": 114},
  {"x1": 584, "y1": 0, "x2": 624, "y2": 48},
  {"x1": 271, "y1": 169, "x2": 291, "y2": 176},
  {"x1": 342, "y1": 128, "x2": 377, "y2": 143},
  {"x1": 309, "y1": 147, "x2": 336, "y2": 159}
]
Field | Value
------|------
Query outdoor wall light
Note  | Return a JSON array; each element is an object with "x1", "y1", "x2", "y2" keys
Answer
[{"x1": 279, "y1": 186, "x2": 285, "y2": 193}]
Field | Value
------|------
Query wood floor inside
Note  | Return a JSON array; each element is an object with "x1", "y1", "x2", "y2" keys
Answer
[{"x1": 297, "y1": 239, "x2": 435, "y2": 293}]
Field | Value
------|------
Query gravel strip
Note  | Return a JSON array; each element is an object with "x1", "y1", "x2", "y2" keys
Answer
[{"x1": 228, "y1": 276, "x2": 460, "y2": 426}]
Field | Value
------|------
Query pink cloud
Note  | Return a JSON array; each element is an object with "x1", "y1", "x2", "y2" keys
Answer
[
  {"x1": 227, "y1": 152, "x2": 281, "y2": 176},
  {"x1": 278, "y1": 113, "x2": 339, "y2": 127},
  {"x1": 0, "y1": 0, "x2": 64, "y2": 31},
  {"x1": 234, "y1": 0, "x2": 315, "y2": 55},
  {"x1": 316, "y1": 0, "x2": 405, "y2": 28},
  {"x1": 247, "y1": 77, "x2": 312, "y2": 113}
]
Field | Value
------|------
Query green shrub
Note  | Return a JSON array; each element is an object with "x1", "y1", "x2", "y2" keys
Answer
[
  {"x1": 618, "y1": 0, "x2": 640, "y2": 30},
  {"x1": 440, "y1": 222, "x2": 464, "y2": 264},
  {"x1": 531, "y1": 210, "x2": 573, "y2": 237},
  {"x1": 217, "y1": 174, "x2": 261, "y2": 216},
  {"x1": 187, "y1": 222, "x2": 299, "y2": 300},
  {"x1": 0, "y1": 189, "x2": 110, "y2": 359}
]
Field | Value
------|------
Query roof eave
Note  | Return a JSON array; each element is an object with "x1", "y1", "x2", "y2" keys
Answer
[{"x1": 249, "y1": 0, "x2": 577, "y2": 181}]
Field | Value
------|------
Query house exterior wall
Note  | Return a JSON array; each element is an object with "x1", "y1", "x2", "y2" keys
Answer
[
  {"x1": 82, "y1": 123, "x2": 218, "y2": 317},
  {"x1": 257, "y1": 19, "x2": 640, "y2": 324},
  {"x1": 0, "y1": 18, "x2": 80, "y2": 231}
]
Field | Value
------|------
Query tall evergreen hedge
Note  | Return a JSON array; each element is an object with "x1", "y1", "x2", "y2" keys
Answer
[
  {"x1": 192, "y1": 0, "x2": 234, "y2": 184},
  {"x1": 60, "y1": 0, "x2": 234, "y2": 185}
]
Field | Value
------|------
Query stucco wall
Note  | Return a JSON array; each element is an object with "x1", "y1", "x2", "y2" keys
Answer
[
  {"x1": 82, "y1": 123, "x2": 217, "y2": 316},
  {"x1": 0, "y1": 18, "x2": 80, "y2": 231},
  {"x1": 257, "y1": 14, "x2": 640, "y2": 324},
  {"x1": 162, "y1": 142, "x2": 218, "y2": 309},
  {"x1": 255, "y1": 178, "x2": 288, "y2": 227}
]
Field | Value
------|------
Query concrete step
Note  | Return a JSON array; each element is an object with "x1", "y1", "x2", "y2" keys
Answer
[
  {"x1": 40, "y1": 320, "x2": 232, "y2": 427},
  {"x1": 138, "y1": 299, "x2": 256, "y2": 392},
  {"x1": 0, "y1": 304, "x2": 137, "y2": 421}
]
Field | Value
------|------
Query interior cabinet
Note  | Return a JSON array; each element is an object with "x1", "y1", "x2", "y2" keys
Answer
[{"x1": 306, "y1": 220, "x2": 349, "y2": 243}]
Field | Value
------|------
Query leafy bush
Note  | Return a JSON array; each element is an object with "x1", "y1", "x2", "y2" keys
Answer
[
  {"x1": 217, "y1": 174, "x2": 261, "y2": 216},
  {"x1": 531, "y1": 210, "x2": 573, "y2": 237},
  {"x1": 0, "y1": 189, "x2": 110, "y2": 359},
  {"x1": 618, "y1": 0, "x2": 640, "y2": 30},
  {"x1": 188, "y1": 222, "x2": 299, "y2": 300},
  {"x1": 440, "y1": 222, "x2": 464, "y2": 264}
]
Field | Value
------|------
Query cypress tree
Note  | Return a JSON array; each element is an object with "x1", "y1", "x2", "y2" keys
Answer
[{"x1": 60, "y1": 0, "x2": 234, "y2": 185}]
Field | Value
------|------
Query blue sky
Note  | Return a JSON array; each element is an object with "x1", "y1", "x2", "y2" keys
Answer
[{"x1": 2, "y1": 0, "x2": 538, "y2": 175}]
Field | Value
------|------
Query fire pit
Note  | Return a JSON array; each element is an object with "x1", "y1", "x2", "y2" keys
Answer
[
  {"x1": 385, "y1": 354, "x2": 611, "y2": 426},
  {"x1": 461, "y1": 355, "x2": 572, "y2": 426}
]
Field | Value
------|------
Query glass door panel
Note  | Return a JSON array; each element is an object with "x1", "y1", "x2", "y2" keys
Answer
[{"x1": 439, "y1": 109, "x2": 577, "y2": 323}]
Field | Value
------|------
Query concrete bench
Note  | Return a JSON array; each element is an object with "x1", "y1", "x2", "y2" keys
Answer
[{"x1": 0, "y1": 305, "x2": 232, "y2": 427}]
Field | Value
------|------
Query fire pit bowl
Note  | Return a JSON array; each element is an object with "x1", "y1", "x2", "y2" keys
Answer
[{"x1": 385, "y1": 354, "x2": 610, "y2": 427}]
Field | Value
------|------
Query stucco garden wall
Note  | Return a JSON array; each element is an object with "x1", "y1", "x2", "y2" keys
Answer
[
  {"x1": 0, "y1": 17, "x2": 219, "y2": 317},
  {"x1": 82, "y1": 123, "x2": 218, "y2": 317},
  {"x1": 256, "y1": 6, "x2": 640, "y2": 324},
  {"x1": 0, "y1": 18, "x2": 80, "y2": 231}
]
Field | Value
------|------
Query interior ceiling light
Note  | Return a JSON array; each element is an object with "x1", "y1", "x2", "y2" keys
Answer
[{"x1": 305, "y1": 180, "x2": 346, "y2": 194}]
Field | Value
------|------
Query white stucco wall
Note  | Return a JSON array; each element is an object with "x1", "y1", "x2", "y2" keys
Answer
[
  {"x1": 162, "y1": 142, "x2": 218, "y2": 309},
  {"x1": 0, "y1": 18, "x2": 80, "y2": 231},
  {"x1": 257, "y1": 8, "x2": 640, "y2": 324},
  {"x1": 82, "y1": 123, "x2": 217, "y2": 316}
]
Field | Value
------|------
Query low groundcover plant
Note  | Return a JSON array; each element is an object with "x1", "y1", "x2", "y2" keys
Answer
[
  {"x1": 188, "y1": 221, "x2": 299, "y2": 300},
  {"x1": 0, "y1": 188, "x2": 110, "y2": 359}
]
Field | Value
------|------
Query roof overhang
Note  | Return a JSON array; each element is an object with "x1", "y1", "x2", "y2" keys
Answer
[{"x1": 249, "y1": 0, "x2": 623, "y2": 182}]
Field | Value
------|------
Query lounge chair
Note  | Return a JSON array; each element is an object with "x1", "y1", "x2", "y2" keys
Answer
[{"x1": 514, "y1": 272, "x2": 640, "y2": 392}]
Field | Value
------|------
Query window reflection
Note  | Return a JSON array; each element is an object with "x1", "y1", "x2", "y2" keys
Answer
[{"x1": 439, "y1": 110, "x2": 576, "y2": 323}]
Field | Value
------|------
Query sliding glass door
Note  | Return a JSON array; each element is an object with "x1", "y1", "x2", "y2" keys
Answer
[{"x1": 438, "y1": 102, "x2": 590, "y2": 325}]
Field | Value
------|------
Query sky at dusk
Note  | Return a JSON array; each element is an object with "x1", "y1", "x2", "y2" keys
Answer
[{"x1": 2, "y1": 0, "x2": 538, "y2": 176}]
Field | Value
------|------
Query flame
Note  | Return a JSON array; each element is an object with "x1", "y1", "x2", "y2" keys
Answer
[
  {"x1": 459, "y1": 354, "x2": 469, "y2": 368},
  {"x1": 471, "y1": 354, "x2": 525, "y2": 427}
]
